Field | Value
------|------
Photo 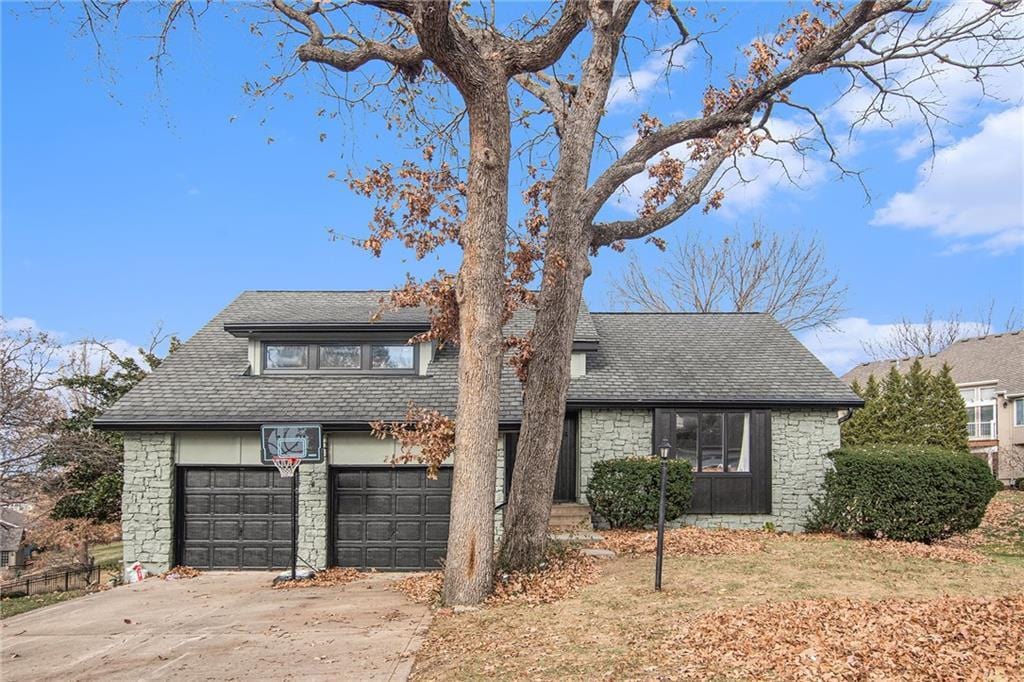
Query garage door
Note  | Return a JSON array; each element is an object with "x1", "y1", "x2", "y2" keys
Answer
[
  {"x1": 178, "y1": 467, "x2": 293, "y2": 570},
  {"x1": 331, "y1": 466, "x2": 451, "y2": 571}
]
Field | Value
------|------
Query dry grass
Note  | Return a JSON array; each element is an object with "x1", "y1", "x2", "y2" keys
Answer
[
  {"x1": 411, "y1": 533, "x2": 1024, "y2": 680},
  {"x1": 600, "y1": 526, "x2": 767, "y2": 557}
]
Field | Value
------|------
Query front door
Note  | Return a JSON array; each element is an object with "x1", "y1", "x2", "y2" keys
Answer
[{"x1": 504, "y1": 413, "x2": 578, "y2": 503}]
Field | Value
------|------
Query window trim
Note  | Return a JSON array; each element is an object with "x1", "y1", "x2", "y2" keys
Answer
[
  {"x1": 262, "y1": 340, "x2": 418, "y2": 375},
  {"x1": 1014, "y1": 398, "x2": 1024, "y2": 428},
  {"x1": 961, "y1": 384, "x2": 998, "y2": 440}
]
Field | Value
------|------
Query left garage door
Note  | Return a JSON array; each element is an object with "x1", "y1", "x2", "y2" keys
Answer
[{"x1": 178, "y1": 467, "x2": 293, "y2": 570}]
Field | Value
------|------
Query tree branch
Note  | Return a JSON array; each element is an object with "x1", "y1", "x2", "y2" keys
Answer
[
  {"x1": 589, "y1": 143, "x2": 732, "y2": 247},
  {"x1": 503, "y1": 0, "x2": 589, "y2": 75},
  {"x1": 582, "y1": 0, "x2": 886, "y2": 222}
]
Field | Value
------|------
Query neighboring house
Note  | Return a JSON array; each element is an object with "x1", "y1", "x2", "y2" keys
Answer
[
  {"x1": 96, "y1": 291, "x2": 860, "y2": 574},
  {"x1": 843, "y1": 331, "x2": 1024, "y2": 483},
  {"x1": 0, "y1": 507, "x2": 31, "y2": 574}
]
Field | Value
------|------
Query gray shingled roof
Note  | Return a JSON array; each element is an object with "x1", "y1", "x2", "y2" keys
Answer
[
  {"x1": 842, "y1": 331, "x2": 1024, "y2": 396},
  {"x1": 95, "y1": 291, "x2": 858, "y2": 428},
  {"x1": 571, "y1": 313, "x2": 860, "y2": 406}
]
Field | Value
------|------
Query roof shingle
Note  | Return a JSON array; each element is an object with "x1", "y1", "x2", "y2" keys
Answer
[
  {"x1": 95, "y1": 291, "x2": 859, "y2": 428},
  {"x1": 842, "y1": 332, "x2": 1024, "y2": 396}
]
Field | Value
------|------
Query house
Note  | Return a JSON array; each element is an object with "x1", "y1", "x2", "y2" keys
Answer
[
  {"x1": 1, "y1": 507, "x2": 31, "y2": 574},
  {"x1": 95, "y1": 291, "x2": 860, "y2": 574},
  {"x1": 842, "y1": 331, "x2": 1024, "y2": 483}
]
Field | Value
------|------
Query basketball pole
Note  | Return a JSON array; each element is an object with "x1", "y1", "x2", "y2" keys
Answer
[{"x1": 291, "y1": 467, "x2": 298, "y2": 581}]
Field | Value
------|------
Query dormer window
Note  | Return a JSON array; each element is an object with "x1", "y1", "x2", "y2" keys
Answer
[
  {"x1": 265, "y1": 344, "x2": 308, "y2": 370},
  {"x1": 371, "y1": 344, "x2": 414, "y2": 369},
  {"x1": 262, "y1": 341, "x2": 417, "y2": 374},
  {"x1": 320, "y1": 344, "x2": 361, "y2": 369}
]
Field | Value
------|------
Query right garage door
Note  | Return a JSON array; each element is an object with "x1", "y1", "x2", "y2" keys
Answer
[{"x1": 331, "y1": 466, "x2": 451, "y2": 571}]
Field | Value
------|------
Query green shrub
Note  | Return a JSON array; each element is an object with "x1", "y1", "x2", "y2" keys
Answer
[
  {"x1": 586, "y1": 457, "x2": 693, "y2": 528},
  {"x1": 807, "y1": 444, "x2": 999, "y2": 542}
]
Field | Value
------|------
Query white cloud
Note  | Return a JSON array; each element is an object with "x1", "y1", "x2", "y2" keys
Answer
[
  {"x1": 800, "y1": 314, "x2": 994, "y2": 375},
  {"x1": 871, "y1": 106, "x2": 1024, "y2": 254},
  {"x1": 1, "y1": 316, "x2": 151, "y2": 376},
  {"x1": 800, "y1": 317, "x2": 893, "y2": 375},
  {"x1": 605, "y1": 43, "x2": 698, "y2": 109}
]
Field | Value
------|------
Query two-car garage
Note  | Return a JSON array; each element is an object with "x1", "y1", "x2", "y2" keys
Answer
[{"x1": 176, "y1": 461, "x2": 452, "y2": 572}]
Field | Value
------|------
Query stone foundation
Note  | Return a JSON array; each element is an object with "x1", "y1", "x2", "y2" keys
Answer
[{"x1": 122, "y1": 432, "x2": 175, "y2": 573}]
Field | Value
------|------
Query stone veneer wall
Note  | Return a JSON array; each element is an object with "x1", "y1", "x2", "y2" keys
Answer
[
  {"x1": 578, "y1": 408, "x2": 655, "y2": 500},
  {"x1": 297, "y1": 462, "x2": 329, "y2": 569},
  {"x1": 494, "y1": 437, "x2": 505, "y2": 542},
  {"x1": 578, "y1": 408, "x2": 840, "y2": 533},
  {"x1": 122, "y1": 432, "x2": 176, "y2": 573}
]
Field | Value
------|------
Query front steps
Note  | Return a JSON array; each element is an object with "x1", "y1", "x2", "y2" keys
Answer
[{"x1": 548, "y1": 503, "x2": 593, "y2": 531}]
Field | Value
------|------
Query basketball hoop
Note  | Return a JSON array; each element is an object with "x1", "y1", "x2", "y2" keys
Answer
[{"x1": 272, "y1": 456, "x2": 301, "y2": 478}]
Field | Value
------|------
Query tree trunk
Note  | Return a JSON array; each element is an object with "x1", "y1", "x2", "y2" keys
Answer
[
  {"x1": 499, "y1": 4, "x2": 630, "y2": 570},
  {"x1": 498, "y1": 230, "x2": 590, "y2": 570},
  {"x1": 441, "y1": 83, "x2": 511, "y2": 605}
]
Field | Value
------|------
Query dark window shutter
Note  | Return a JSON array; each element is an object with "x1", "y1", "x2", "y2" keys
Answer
[
  {"x1": 750, "y1": 410, "x2": 772, "y2": 514},
  {"x1": 653, "y1": 408, "x2": 673, "y2": 455}
]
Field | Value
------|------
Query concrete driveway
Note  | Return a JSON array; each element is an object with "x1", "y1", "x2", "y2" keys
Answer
[{"x1": 1, "y1": 571, "x2": 431, "y2": 681}]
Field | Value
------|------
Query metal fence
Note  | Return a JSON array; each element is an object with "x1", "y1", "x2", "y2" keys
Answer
[{"x1": 0, "y1": 563, "x2": 101, "y2": 598}]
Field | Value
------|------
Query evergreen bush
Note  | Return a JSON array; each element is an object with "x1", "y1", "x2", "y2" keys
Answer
[
  {"x1": 842, "y1": 360, "x2": 968, "y2": 452},
  {"x1": 586, "y1": 457, "x2": 693, "y2": 528},
  {"x1": 808, "y1": 444, "x2": 998, "y2": 542}
]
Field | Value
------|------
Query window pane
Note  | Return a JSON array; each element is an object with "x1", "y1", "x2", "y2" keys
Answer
[
  {"x1": 1016, "y1": 399, "x2": 1024, "y2": 426},
  {"x1": 699, "y1": 413, "x2": 724, "y2": 472},
  {"x1": 674, "y1": 413, "x2": 698, "y2": 470},
  {"x1": 979, "y1": 404, "x2": 995, "y2": 422},
  {"x1": 371, "y1": 344, "x2": 414, "y2": 369},
  {"x1": 959, "y1": 388, "x2": 975, "y2": 403},
  {"x1": 265, "y1": 344, "x2": 307, "y2": 369},
  {"x1": 965, "y1": 406, "x2": 977, "y2": 425},
  {"x1": 725, "y1": 413, "x2": 750, "y2": 472},
  {"x1": 319, "y1": 344, "x2": 361, "y2": 369},
  {"x1": 979, "y1": 387, "x2": 997, "y2": 402}
]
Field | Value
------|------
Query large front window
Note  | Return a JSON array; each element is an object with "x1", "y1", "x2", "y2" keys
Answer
[
  {"x1": 674, "y1": 411, "x2": 750, "y2": 473},
  {"x1": 961, "y1": 386, "x2": 998, "y2": 440},
  {"x1": 263, "y1": 341, "x2": 416, "y2": 373}
]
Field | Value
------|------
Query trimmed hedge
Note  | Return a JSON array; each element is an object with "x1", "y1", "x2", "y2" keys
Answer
[
  {"x1": 807, "y1": 444, "x2": 999, "y2": 542},
  {"x1": 586, "y1": 457, "x2": 693, "y2": 528}
]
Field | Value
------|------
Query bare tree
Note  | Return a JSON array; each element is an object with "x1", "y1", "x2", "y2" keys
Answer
[
  {"x1": 45, "y1": 0, "x2": 1024, "y2": 596},
  {"x1": 609, "y1": 225, "x2": 846, "y2": 331},
  {"x1": 863, "y1": 302, "x2": 1024, "y2": 360},
  {"x1": 0, "y1": 320, "x2": 65, "y2": 506}
]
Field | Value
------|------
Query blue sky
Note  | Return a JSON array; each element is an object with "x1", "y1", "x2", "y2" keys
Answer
[{"x1": 2, "y1": 2, "x2": 1022, "y2": 375}]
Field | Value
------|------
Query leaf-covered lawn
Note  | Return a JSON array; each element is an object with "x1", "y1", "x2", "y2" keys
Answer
[
  {"x1": 965, "y1": 490, "x2": 1024, "y2": 559},
  {"x1": 411, "y1": 495, "x2": 1024, "y2": 680}
]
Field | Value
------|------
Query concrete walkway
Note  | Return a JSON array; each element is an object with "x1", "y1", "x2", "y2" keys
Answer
[{"x1": 1, "y1": 571, "x2": 430, "y2": 681}]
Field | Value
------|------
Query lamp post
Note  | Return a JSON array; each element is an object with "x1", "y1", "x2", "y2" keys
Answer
[{"x1": 655, "y1": 438, "x2": 671, "y2": 591}]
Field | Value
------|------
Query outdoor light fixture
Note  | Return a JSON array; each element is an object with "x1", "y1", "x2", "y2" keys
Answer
[{"x1": 655, "y1": 438, "x2": 671, "y2": 591}]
